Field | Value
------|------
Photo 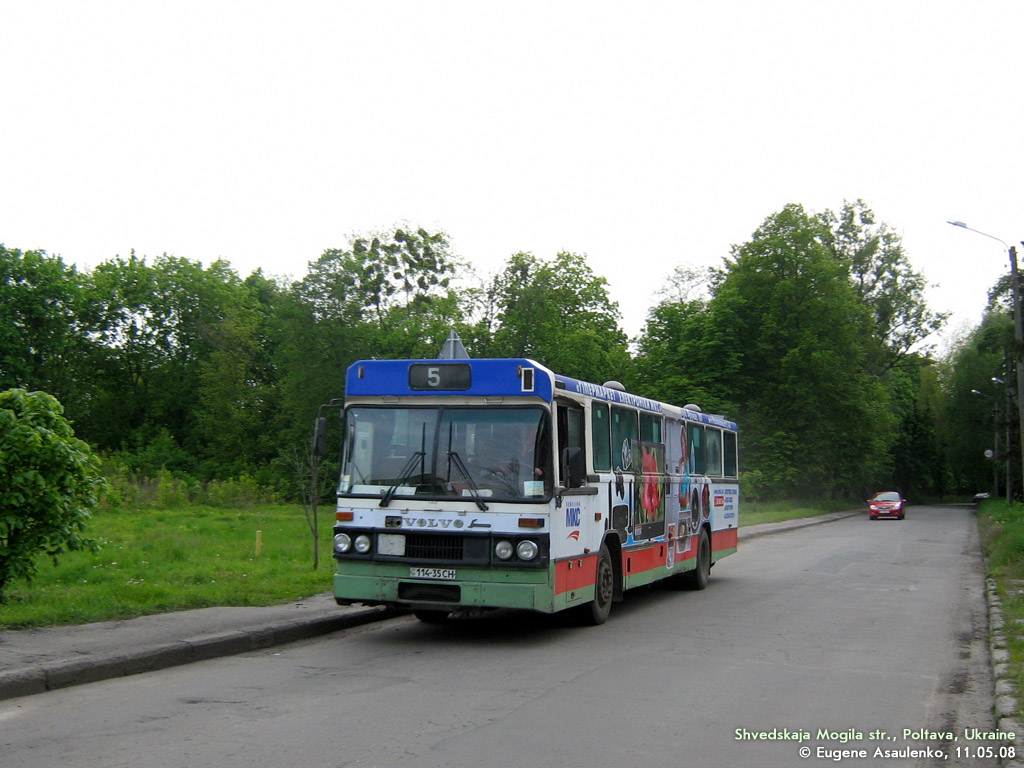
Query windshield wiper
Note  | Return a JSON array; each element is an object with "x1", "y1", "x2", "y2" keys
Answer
[
  {"x1": 447, "y1": 451, "x2": 489, "y2": 511},
  {"x1": 379, "y1": 451, "x2": 425, "y2": 508}
]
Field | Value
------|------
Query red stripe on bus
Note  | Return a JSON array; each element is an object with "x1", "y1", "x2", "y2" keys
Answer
[
  {"x1": 554, "y1": 554, "x2": 598, "y2": 595},
  {"x1": 555, "y1": 530, "x2": 738, "y2": 596},
  {"x1": 624, "y1": 544, "x2": 666, "y2": 575},
  {"x1": 712, "y1": 528, "x2": 738, "y2": 552}
]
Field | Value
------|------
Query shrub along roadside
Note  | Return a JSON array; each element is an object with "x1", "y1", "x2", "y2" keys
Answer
[
  {"x1": 0, "y1": 504, "x2": 336, "y2": 629},
  {"x1": 0, "y1": 389, "x2": 106, "y2": 602}
]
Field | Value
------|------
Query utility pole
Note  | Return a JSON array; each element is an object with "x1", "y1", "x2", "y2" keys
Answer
[{"x1": 1011, "y1": 244, "x2": 1024, "y2": 501}]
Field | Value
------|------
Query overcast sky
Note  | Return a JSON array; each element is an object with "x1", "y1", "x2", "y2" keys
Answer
[{"x1": 3, "y1": 1, "x2": 1022, "y2": 348}]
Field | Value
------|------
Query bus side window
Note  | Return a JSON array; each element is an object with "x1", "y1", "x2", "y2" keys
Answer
[
  {"x1": 687, "y1": 423, "x2": 705, "y2": 475},
  {"x1": 611, "y1": 406, "x2": 639, "y2": 471},
  {"x1": 592, "y1": 402, "x2": 611, "y2": 471},
  {"x1": 665, "y1": 418, "x2": 683, "y2": 473},
  {"x1": 724, "y1": 431, "x2": 738, "y2": 478},
  {"x1": 557, "y1": 402, "x2": 585, "y2": 487},
  {"x1": 705, "y1": 427, "x2": 723, "y2": 477},
  {"x1": 639, "y1": 412, "x2": 662, "y2": 445}
]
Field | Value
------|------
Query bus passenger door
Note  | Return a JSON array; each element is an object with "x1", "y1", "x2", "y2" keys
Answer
[{"x1": 557, "y1": 402, "x2": 585, "y2": 488}]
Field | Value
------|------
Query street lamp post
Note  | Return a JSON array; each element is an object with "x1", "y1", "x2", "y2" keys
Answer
[{"x1": 949, "y1": 221, "x2": 1024, "y2": 500}]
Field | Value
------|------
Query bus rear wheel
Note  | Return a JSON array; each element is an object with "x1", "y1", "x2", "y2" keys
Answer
[
  {"x1": 580, "y1": 543, "x2": 615, "y2": 626},
  {"x1": 686, "y1": 528, "x2": 711, "y2": 590}
]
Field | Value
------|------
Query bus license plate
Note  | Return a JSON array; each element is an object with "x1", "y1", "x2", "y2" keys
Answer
[{"x1": 408, "y1": 567, "x2": 457, "y2": 580}]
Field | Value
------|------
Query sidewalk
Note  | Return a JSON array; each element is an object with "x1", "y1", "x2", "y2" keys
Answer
[{"x1": 0, "y1": 509, "x2": 862, "y2": 702}]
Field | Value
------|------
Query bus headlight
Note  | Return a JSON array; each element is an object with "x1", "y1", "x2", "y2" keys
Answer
[
  {"x1": 516, "y1": 540, "x2": 539, "y2": 561},
  {"x1": 495, "y1": 540, "x2": 514, "y2": 560},
  {"x1": 334, "y1": 533, "x2": 352, "y2": 554},
  {"x1": 354, "y1": 534, "x2": 372, "y2": 554}
]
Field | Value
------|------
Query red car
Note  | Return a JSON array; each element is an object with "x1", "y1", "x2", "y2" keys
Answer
[{"x1": 867, "y1": 491, "x2": 905, "y2": 520}]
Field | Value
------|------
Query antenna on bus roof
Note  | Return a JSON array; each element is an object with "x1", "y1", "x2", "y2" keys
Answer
[{"x1": 438, "y1": 329, "x2": 470, "y2": 359}]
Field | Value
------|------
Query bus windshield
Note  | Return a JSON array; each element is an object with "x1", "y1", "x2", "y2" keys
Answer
[{"x1": 340, "y1": 406, "x2": 552, "y2": 502}]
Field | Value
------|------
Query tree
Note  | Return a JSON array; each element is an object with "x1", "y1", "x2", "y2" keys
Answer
[
  {"x1": 821, "y1": 200, "x2": 946, "y2": 370},
  {"x1": 268, "y1": 228, "x2": 464, "y2": 488},
  {"x1": 633, "y1": 296, "x2": 733, "y2": 415},
  {"x1": 940, "y1": 309, "x2": 1015, "y2": 496},
  {"x1": 194, "y1": 270, "x2": 286, "y2": 480},
  {"x1": 656, "y1": 264, "x2": 713, "y2": 305},
  {"x1": 291, "y1": 226, "x2": 460, "y2": 358},
  {"x1": 0, "y1": 245, "x2": 89, "y2": 410},
  {"x1": 638, "y1": 203, "x2": 949, "y2": 499},
  {"x1": 705, "y1": 204, "x2": 892, "y2": 498},
  {"x1": 485, "y1": 252, "x2": 631, "y2": 385},
  {"x1": 78, "y1": 252, "x2": 249, "y2": 461},
  {"x1": 0, "y1": 389, "x2": 105, "y2": 600},
  {"x1": 888, "y1": 362, "x2": 945, "y2": 498},
  {"x1": 295, "y1": 227, "x2": 461, "y2": 357}
]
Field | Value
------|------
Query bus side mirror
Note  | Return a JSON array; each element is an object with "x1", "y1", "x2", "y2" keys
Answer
[
  {"x1": 562, "y1": 447, "x2": 585, "y2": 489},
  {"x1": 313, "y1": 416, "x2": 328, "y2": 456}
]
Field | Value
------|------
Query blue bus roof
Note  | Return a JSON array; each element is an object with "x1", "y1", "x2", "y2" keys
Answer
[
  {"x1": 346, "y1": 359, "x2": 555, "y2": 400},
  {"x1": 345, "y1": 359, "x2": 736, "y2": 430}
]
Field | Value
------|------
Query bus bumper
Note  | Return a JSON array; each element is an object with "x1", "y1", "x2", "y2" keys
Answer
[{"x1": 333, "y1": 562, "x2": 556, "y2": 613}]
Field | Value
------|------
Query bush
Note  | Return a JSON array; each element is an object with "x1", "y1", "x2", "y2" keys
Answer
[
  {"x1": 0, "y1": 389, "x2": 106, "y2": 600},
  {"x1": 96, "y1": 457, "x2": 279, "y2": 511},
  {"x1": 96, "y1": 456, "x2": 139, "y2": 512},
  {"x1": 200, "y1": 474, "x2": 278, "y2": 507},
  {"x1": 155, "y1": 468, "x2": 190, "y2": 508}
]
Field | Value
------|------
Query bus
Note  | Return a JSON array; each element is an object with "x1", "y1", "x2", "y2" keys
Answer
[{"x1": 327, "y1": 357, "x2": 738, "y2": 624}]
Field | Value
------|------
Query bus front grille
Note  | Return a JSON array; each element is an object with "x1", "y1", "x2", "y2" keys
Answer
[{"x1": 405, "y1": 533, "x2": 464, "y2": 561}]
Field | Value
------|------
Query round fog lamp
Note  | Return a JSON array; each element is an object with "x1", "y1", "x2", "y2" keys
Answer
[
  {"x1": 354, "y1": 534, "x2": 372, "y2": 554},
  {"x1": 495, "y1": 540, "x2": 514, "y2": 560},
  {"x1": 333, "y1": 533, "x2": 352, "y2": 553},
  {"x1": 516, "y1": 540, "x2": 539, "y2": 561}
]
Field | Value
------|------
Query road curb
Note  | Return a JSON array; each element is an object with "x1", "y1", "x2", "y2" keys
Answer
[
  {"x1": 986, "y1": 578, "x2": 1024, "y2": 767},
  {"x1": 0, "y1": 606, "x2": 403, "y2": 702}
]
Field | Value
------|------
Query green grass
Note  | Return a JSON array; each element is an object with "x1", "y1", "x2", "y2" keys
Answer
[
  {"x1": 976, "y1": 500, "x2": 1024, "y2": 720},
  {"x1": 0, "y1": 504, "x2": 336, "y2": 629},
  {"x1": 979, "y1": 501, "x2": 1024, "y2": 580},
  {"x1": 741, "y1": 498, "x2": 858, "y2": 526}
]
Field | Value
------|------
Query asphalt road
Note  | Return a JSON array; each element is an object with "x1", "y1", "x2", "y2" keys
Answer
[{"x1": 0, "y1": 505, "x2": 999, "y2": 768}]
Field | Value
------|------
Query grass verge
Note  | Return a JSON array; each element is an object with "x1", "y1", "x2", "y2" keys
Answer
[
  {"x1": 742, "y1": 498, "x2": 859, "y2": 526},
  {"x1": 0, "y1": 504, "x2": 336, "y2": 629},
  {"x1": 977, "y1": 499, "x2": 1024, "y2": 715}
]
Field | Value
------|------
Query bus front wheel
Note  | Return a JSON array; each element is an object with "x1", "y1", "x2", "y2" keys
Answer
[{"x1": 580, "y1": 543, "x2": 615, "y2": 626}]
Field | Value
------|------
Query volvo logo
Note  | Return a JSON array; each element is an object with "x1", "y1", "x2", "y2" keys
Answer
[
  {"x1": 383, "y1": 516, "x2": 494, "y2": 530},
  {"x1": 391, "y1": 516, "x2": 466, "y2": 529}
]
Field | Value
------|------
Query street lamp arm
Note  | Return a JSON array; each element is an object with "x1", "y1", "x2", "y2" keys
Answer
[{"x1": 947, "y1": 220, "x2": 1011, "y2": 251}]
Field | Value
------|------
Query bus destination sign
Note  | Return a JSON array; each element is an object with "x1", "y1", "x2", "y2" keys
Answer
[{"x1": 408, "y1": 363, "x2": 472, "y2": 391}]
